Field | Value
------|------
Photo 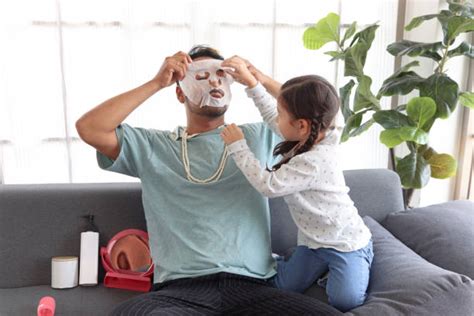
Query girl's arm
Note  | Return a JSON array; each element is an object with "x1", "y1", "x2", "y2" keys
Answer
[
  {"x1": 245, "y1": 60, "x2": 283, "y2": 135},
  {"x1": 222, "y1": 56, "x2": 282, "y2": 137},
  {"x1": 221, "y1": 125, "x2": 317, "y2": 198},
  {"x1": 246, "y1": 84, "x2": 282, "y2": 137},
  {"x1": 247, "y1": 62, "x2": 282, "y2": 99}
]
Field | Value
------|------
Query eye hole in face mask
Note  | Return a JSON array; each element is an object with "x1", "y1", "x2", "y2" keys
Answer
[
  {"x1": 216, "y1": 69, "x2": 226, "y2": 78},
  {"x1": 195, "y1": 72, "x2": 210, "y2": 80}
]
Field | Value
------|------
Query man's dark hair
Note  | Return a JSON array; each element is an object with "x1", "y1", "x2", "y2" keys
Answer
[{"x1": 188, "y1": 45, "x2": 224, "y2": 60}]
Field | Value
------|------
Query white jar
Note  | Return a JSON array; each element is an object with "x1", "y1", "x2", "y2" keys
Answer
[{"x1": 51, "y1": 256, "x2": 78, "y2": 289}]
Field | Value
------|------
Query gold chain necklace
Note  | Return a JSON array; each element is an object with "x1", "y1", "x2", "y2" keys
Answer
[{"x1": 181, "y1": 129, "x2": 229, "y2": 184}]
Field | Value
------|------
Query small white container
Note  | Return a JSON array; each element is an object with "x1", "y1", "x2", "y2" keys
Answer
[{"x1": 51, "y1": 256, "x2": 78, "y2": 289}]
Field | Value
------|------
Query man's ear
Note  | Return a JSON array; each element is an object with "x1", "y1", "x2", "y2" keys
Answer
[{"x1": 176, "y1": 86, "x2": 186, "y2": 104}]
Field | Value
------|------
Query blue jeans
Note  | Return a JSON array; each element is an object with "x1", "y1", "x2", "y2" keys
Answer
[{"x1": 271, "y1": 240, "x2": 373, "y2": 312}]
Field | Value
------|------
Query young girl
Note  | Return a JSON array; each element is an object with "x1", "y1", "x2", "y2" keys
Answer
[{"x1": 220, "y1": 59, "x2": 373, "y2": 312}]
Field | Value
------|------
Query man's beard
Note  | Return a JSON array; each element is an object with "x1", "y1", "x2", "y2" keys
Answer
[{"x1": 186, "y1": 97, "x2": 228, "y2": 118}]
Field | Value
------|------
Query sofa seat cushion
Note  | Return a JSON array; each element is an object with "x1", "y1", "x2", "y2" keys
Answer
[
  {"x1": 382, "y1": 200, "x2": 474, "y2": 279},
  {"x1": 344, "y1": 216, "x2": 474, "y2": 316},
  {"x1": 0, "y1": 284, "x2": 141, "y2": 316}
]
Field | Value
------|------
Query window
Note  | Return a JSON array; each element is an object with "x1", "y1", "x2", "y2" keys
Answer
[{"x1": 0, "y1": 0, "x2": 398, "y2": 184}]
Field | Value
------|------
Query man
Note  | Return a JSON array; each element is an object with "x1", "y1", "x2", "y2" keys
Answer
[{"x1": 76, "y1": 45, "x2": 341, "y2": 315}]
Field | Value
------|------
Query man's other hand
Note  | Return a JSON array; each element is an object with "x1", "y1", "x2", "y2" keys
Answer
[
  {"x1": 221, "y1": 123, "x2": 245, "y2": 145},
  {"x1": 153, "y1": 51, "x2": 192, "y2": 90}
]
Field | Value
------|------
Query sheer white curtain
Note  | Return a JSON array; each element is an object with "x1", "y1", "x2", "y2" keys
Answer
[{"x1": 0, "y1": 0, "x2": 398, "y2": 184}]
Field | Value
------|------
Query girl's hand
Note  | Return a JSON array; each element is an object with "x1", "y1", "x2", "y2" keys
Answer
[
  {"x1": 221, "y1": 56, "x2": 258, "y2": 88},
  {"x1": 221, "y1": 124, "x2": 245, "y2": 145}
]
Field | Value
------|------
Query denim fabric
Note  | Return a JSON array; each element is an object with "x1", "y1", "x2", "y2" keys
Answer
[{"x1": 271, "y1": 241, "x2": 373, "y2": 312}]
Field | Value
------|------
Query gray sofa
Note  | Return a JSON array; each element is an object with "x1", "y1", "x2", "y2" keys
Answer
[{"x1": 1, "y1": 169, "x2": 473, "y2": 315}]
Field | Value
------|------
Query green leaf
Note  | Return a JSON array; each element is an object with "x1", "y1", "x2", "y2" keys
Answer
[
  {"x1": 397, "y1": 152, "x2": 431, "y2": 189},
  {"x1": 438, "y1": 12, "x2": 474, "y2": 45},
  {"x1": 448, "y1": 17, "x2": 474, "y2": 39},
  {"x1": 340, "y1": 80, "x2": 356, "y2": 121},
  {"x1": 341, "y1": 22, "x2": 357, "y2": 47},
  {"x1": 447, "y1": 41, "x2": 474, "y2": 58},
  {"x1": 427, "y1": 153, "x2": 458, "y2": 179},
  {"x1": 387, "y1": 40, "x2": 443, "y2": 61},
  {"x1": 378, "y1": 61, "x2": 422, "y2": 98},
  {"x1": 448, "y1": 1, "x2": 474, "y2": 17},
  {"x1": 341, "y1": 112, "x2": 363, "y2": 142},
  {"x1": 350, "y1": 118, "x2": 374, "y2": 137},
  {"x1": 344, "y1": 24, "x2": 379, "y2": 78},
  {"x1": 353, "y1": 75, "x2": 380, "y2": 111},
  {"x1": 418, "y1": 145, "x2": 436, "y2": 160},
  {"x1": 420, "y1": 73, "x2": 459, "y2": 119},
  {"x1": 378, "y1": 70, "x2": 425, "y2": 97},
  {"x1": 349, "y1": 23, "x2": 378, "y2": 47},
  {"x1": 379, "y1": 126, "x2": 428, "y2": 148},
  {"x1": 459, "y1": 92, "x2": 474, "y2": 109},
  {"x1": 303, "y1": 13, "x2": 340, "y2": 50},
  {"x1": 373, "y1": 110, "x2": 416, "y2": 129},
  {"x1": 406, "y1": 97, "x2": 437, "y2": 130},
  {"x1": 324, "y1": 50, "x2": 346, "y2": 61},
  {"x1": 398, "y1": 126, "x2": 429, "y2": 144},
  {"x1": 380, "y1": 129, "x2": 404, "y2": 148},
  {"x1": 344, "y1": 44, "x2": 366, "y2": 78},
  {"x1": 405, "y1": 14, "x2": 439, "y2": 31},
  {"x1": 377, "y1": 61, "x2": 424, "y2": 98}
]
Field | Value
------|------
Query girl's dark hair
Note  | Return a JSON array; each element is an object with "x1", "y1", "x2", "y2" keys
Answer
[{"x1": 271, "y1": 75, "x2": 340, "y2": 170}]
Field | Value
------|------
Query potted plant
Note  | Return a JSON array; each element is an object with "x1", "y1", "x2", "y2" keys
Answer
[{"x1": 302, "y1": 0, "x2": 473, "y2": 206}]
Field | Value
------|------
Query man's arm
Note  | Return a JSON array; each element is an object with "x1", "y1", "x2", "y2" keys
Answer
[{"x1": 75, "y1": 51, "x2": 192, "y2": 160}]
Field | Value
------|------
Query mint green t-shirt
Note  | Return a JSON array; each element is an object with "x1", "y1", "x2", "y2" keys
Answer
[{"x1": 97, "y1": 123, "x2": 280, "y2": 284}]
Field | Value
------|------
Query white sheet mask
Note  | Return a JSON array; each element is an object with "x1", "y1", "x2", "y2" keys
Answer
[{"x1": 179, "y1": 59, "x2": 233, "y2": 108}]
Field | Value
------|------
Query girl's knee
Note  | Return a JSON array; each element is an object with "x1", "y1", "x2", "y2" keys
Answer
[
  {"x1": 328, "y1": 290, "x2": 366, "y2": 312},
  {"x1": 271, "y1": 275, "x2": 307, "y2": 293}
]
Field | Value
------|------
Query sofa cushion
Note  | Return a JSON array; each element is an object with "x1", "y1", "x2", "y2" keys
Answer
[
  {"x1": 0, "y1": 285, "x2": 141, "y2": 316},
  {"x1": 382, "y1": 200, "x2": 474, "y2": 279},
  {"x1": 345, "y1": 216, "x2": 474, "y2": 316}
]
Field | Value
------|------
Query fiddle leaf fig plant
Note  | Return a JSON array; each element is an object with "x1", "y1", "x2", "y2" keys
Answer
[{"x1": 302, "y1": 0, "x2": 473, "y2": 201}]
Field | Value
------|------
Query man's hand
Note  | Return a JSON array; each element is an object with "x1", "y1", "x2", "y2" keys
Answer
[
  {"x1": 153, "y1": 51, "x2": 192, "y2": 90},
  {"x1": 221, "y1": 123, "x2": 245, "y2": 145},
  {"x1": 222, "y1": 56, "x2": 258, "y2": 88}
]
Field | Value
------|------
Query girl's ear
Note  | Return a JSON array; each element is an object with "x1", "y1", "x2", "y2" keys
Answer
[{"x1": 297, "y1": 119, "x2": 311, "y2": 137}]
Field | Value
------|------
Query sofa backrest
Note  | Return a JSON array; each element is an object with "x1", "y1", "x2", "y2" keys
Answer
[{"x1": 0, "y1": 168, "x2": 403, "y2": 288}]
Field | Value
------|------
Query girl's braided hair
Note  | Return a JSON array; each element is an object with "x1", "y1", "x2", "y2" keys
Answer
[{"x1": 271, "y1": 75, "x2": 340, "y2": 171}]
